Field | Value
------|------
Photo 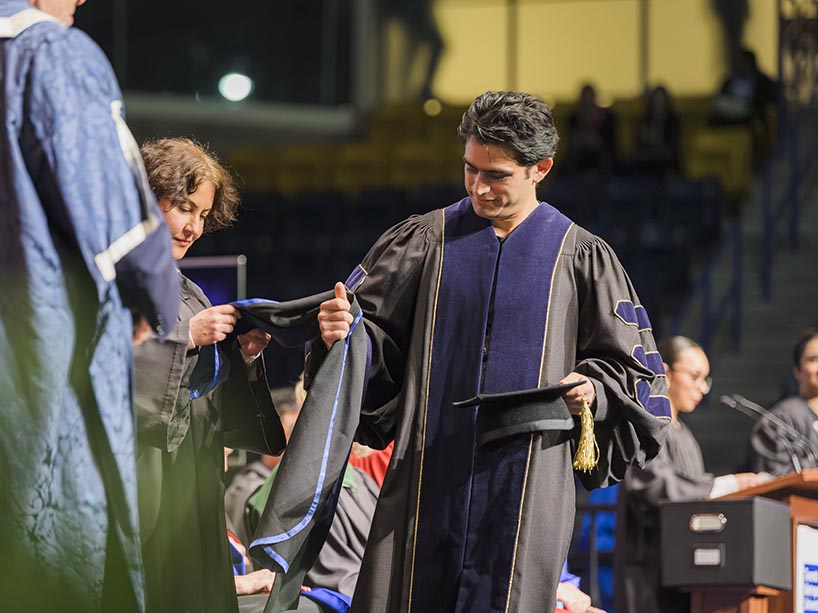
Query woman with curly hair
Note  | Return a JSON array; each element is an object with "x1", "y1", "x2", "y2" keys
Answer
[{"x1": 135, "y1": 138, "x2": 285, "y2": 612}]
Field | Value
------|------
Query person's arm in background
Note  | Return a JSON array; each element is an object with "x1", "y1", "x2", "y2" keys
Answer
[
  {"x1": 556, "y1": 560, "x2": 608, "y2": 613},
  {"x1": 556, "y1": 581, "x2": 607, "y2": 612}
]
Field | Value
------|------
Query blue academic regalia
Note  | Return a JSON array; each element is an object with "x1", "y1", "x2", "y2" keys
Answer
[{"x1": 0, "y1": 2, "x2": 179, "y2": 610}]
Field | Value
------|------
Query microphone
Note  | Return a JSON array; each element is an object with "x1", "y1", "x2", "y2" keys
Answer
[
  {"x1": 719, "y1": 395, "x2": 801, "y2": 473},
  {"x1": 722, "y1": 394, "x2": 818, "y2": 473},
  {"x1": 732, "y1": 395, "x2": 818, "y2": 463}
]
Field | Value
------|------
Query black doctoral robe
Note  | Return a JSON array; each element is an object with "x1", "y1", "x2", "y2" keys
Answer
[
  {"x1": 615, "y1": 419, "x2": 711, "y2": 613},
  {"x1": 135, "y1": 275, "x2": 285, "y2": 613},
  {"x1": 750, "y1": 396, "x2": 818, "y2": 475},
  {"x1": 318, "y1": 198, "x2": 670, "y2": 612}
]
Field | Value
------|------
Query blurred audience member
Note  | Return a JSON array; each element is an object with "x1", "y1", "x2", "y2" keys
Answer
[
  {"x1": 630, "y1": 85, "x2": 680, "y2": 176},
  {"x1": 380, "y1": 0, "x2": 443, "y2": 100},
  {"x1": 224, "y1": 451, "x2": 278, "y2": 598},
  {"x1": 751, "y1": 328, "x2": 818, "y2": 475},
  {"x1": 615, "y1": 336, "x2": 761, "y2": 613},
  {"x1": 564, "y1": 84, "x2": 617, "y2": 177},
  {"x1": 225, "y1": 386, "x2": 302, "y2": 545},
  {"x1": 557, "y1": 561, "x2": 607, "y2": 612},
  {"x1": 348, "y1": 441, "x2": 394, "y2": 488},
  {"x1": 711, "y1": 48, "x2": 776, "y2": 127},
  {"x1": 228, "y1": 379, "x2": 379, "y2": 601},
  {"x1": 710, "y1": 47, "x2": 777, "y2": 164},
  {"x1": 244, "y1": 441, "x2": 379, "y2": 599}
]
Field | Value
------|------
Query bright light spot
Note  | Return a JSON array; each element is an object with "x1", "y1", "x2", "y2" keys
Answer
[
  {"x1": 423, "y1": 98, "x2": 443, "y2": 117},
  {"x1": 218, "y1": 73, "x2": 254, "y2": 102}
]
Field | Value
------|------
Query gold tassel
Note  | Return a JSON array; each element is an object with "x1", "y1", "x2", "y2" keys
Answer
[{"x1": 572, "y1": 395, "x2": 599, "y2": 473}]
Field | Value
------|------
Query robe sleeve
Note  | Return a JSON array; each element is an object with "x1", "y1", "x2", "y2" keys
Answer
[
  {"x1": 307, "y1": 214, "x2": 436, "y2": 449},
  {"x1": 622, "y1": 442, "x2": 714, "y2": 505},
  {"x1": 133, "y1": 317, "x2": 192, "y2": 450},
  {"x1": 136, "y1": 277, "x2": 283, "y2": 455},
  {"x1": 23, "y1": 27, "x2": 178, "y2": 337},
  {"x1": 218, "y1": 343, "x2": 286, "y2": 456},
  {"x1": 571, "y1": 231, "x2": 670, "y2": 489}
]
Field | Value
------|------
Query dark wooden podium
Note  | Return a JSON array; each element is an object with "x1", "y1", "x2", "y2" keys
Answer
[{"x1": 692, "y1": 468, "x2": 818, "y2": 613}]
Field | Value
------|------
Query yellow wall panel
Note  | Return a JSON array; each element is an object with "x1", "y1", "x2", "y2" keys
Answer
[
  {"x1": 648, "y1": 0, "x2": 724, "y2": 96},
  {"x1": 433, "y1": 0, "x2": 778, "y2": 103},
  {"x1": 745, "y1": 0, "x2": 778, "y2": 77},
  {"x1": 434, "y1": 3, "x2": 509, "y2": 102},
  {"x1": 517, "y1": 1, "x2": 641, "y2": 101}
]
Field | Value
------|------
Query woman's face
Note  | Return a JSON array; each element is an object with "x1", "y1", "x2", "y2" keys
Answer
[
  {"x1": 160, "y1": 180, "x2": 215, "y2": 260},
  {"x1": 795, "y1": 337, "x2": 818, "y2": 399},
  {"x1": 667, "y1": 346, "x2": 711, "y2": 414}
]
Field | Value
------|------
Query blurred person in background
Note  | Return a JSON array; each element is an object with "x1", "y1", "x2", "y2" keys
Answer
[
  {"x1": 556, "y1": 561, "x2": 607, "y2": 612},
  {"x1": 615, "y1": 336, "x2": 761, "y2": 613},
  {"x1": 225, "y1": 386, "x2": 302, "y2": 546},
  {"x1": 751, "y1": 327, "x2": 818, "y2": 475},
  {"x1": 709, "y1": 47, "x2": 777, "y2": 166},
  {"x1": 629, "y1": 85, "x2": 680, "y2": 176},
  {"x1": 227, "y1": 379, "x2": 379, "y2": 613},
  {"x1": 563, "y1": 84, "x2": 617, "y2": 177}
]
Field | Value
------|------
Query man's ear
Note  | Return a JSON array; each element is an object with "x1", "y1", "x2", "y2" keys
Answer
[{"x1": 533, "y1": 158, "x2": 554, "y2": 184}]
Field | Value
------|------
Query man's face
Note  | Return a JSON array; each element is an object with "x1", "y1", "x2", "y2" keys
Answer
[
  {"x1": 463, "y1": 137, "x2": 551, "y2": 236},
  {"x1": 30, "y1": 0, "x2": 86, "y2": 26}
]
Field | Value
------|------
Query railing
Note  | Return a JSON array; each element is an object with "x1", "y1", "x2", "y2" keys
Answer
[
  {"x1": 670, "y1": 0, "x2": 818, "y2": 350},
  {"x1": 759, "y1": 0, "x2": 818, "y2": 299},
  {"x1": 760, "y1": 106, "x2": 818, "y2": 300},
  {"x1": 570, "y1": 501, "x2": 617, "y2": 606},
  {"x1": 669, "y1": 220, "x2": 743, "y2": 354}
]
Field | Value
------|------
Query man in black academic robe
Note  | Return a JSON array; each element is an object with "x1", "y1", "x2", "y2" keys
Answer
[{"x1": 316, "y1": 91, "x2": 671, "y2": 612}]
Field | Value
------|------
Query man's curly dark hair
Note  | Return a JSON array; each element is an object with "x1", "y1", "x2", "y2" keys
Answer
[{"x1": 457, "y1": 91, "x2": 559, "y2": 166}]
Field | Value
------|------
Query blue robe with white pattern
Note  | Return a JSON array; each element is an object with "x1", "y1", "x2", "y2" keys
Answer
[{"x1": 0, "y1": 2, "x2": 179, "y2": 610}]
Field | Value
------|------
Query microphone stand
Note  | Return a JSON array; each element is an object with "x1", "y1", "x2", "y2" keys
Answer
[
  {"x1": 732, "y1": 394, "x2": 818, "y2": 468},
  {"x1": 718, "y1": 395, "x2": 802, "y2": 474}
]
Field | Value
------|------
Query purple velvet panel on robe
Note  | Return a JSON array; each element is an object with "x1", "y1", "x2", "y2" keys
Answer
[{"x1": 411, "y1": 198, "x2": 572, "y2": 611}]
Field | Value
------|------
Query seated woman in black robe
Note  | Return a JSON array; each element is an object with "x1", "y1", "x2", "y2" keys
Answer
[
  {"x1": 615, "y1": 336, "x2": 762, "y2": 613},
  {"x1": 751, "y1": 328, "x2": 818, "y2": 475}
]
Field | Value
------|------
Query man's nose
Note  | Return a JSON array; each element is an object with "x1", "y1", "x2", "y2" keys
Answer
[{"x1": 473, "y1": 174, "x2": 490, "y2": 194}]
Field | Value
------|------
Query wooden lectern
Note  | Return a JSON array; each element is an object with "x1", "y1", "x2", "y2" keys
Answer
[{"x1": 694, "y1": 468, "x2": 818, "y2": 613}]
